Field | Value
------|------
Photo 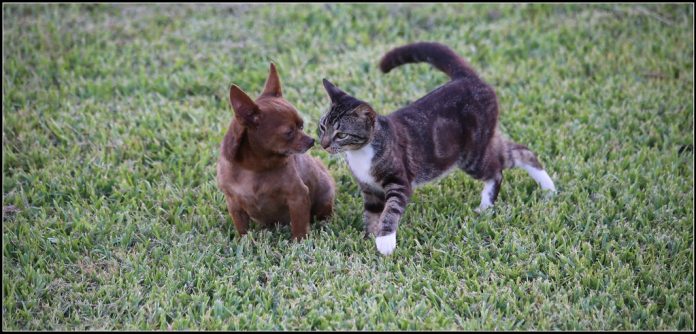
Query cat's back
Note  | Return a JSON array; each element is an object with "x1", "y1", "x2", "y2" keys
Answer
[{"x1": 391, "y1": 77, "x2": 498, "y2": 122}]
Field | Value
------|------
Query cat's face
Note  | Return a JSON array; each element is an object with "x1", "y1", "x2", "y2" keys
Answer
[{"x1": 318, "y1": 79, "x2": 377, "y2": 154}]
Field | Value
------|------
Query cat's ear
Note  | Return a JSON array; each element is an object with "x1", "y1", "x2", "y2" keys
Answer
[
  {"x1": 229, "y1": 84, "x2": 260, "y2": 127},
  {"x1": 261, "y1": 63, "x2": 282, "y2": 97},
  {"x1": 355, "y1": 104, "x2": 377, "y2": 125},
  {"x1": 322, "y1": 78, "x2": 347, "y2": 102}
]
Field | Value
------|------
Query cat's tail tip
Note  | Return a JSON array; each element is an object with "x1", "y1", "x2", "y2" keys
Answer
[{"x1": 378, "y1": 56, "x2": 394, "y2": 74}]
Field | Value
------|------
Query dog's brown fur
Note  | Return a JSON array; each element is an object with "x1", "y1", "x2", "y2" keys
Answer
[{"x1": 217, "y1": 63, "x2": 335, "y2": 240}]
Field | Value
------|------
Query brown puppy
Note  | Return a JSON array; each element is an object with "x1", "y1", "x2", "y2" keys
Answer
[{"x1": 217, "y1": 63, "x2": 335, "y2": 240}]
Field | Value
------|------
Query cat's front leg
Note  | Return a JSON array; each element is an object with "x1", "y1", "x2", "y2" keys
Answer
[
  {"x1": 362, "y1": 189, "x2": 385, "y2": 238},
  {"x1": 375, "y1": 181, "x2": 412, "y2": 255}
]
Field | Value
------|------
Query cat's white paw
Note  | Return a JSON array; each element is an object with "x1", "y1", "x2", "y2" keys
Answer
[
  {"x1": 477, "y1": 179, "x2": 496, "y2": 214},
  {"x1": 475, "y1": 203, "x2": 492, "y2": 214},
  {"x1": 543, "y1": 184, "x2": 557, "y2": 199},
  {"x1": 375, "y1": 233, "x2": 396, "y2": 255},
  {"x1": 543, "y1": 181, "x2": 557, "y2": 193},
  {"x1": 522, "y1": 165, "x2": 556, "y2": 193}
]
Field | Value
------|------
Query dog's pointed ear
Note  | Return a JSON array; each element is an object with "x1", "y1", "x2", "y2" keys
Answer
[
  {"x1": 222, "y1": 121, "x2": 246, "y2": 162},
  {"x1": 261, "y1": 63, "x2": 282, "y2": 97},
  {"x1": 229, "y1": 84, "x2": 259, "y2": 127},
  {"x1": 322, "y1": 78, "x2": 346, "y2": 102}
]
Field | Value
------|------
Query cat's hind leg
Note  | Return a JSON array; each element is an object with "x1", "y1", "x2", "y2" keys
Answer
[
  {"x1": 475, "y1": 172, "x2": 502, "y2": 213},
  {"x1": 505, "y1": 142, "x2": 556, "y2": 192},
  {"x1": 458, "y1": 151, "x2": 504, "y2": 212}
]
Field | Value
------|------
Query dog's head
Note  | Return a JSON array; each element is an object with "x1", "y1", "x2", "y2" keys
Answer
[{"x1": 225, "y1": 63, "x2": 315, "y2": 160}]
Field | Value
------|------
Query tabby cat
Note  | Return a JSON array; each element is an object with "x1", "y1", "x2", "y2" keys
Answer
[{"x1": 318, "y1": 42, "x2": 556, "y2": 255}]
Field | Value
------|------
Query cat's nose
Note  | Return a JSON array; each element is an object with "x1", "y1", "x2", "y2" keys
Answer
[{"x1": 320, "y1": 137, "x2": 331, "y2": 149}]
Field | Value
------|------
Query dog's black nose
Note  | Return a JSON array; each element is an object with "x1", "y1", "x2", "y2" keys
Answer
[{"x1": 309, "y1": 138, "x2": 315, "y2": 146}]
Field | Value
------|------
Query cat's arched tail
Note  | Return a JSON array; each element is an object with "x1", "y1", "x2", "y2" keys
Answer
[{"x1": 379, "y1": 42, "x2": 478, "y2": 80}]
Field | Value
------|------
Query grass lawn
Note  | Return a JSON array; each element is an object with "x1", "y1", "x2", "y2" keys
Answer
[{"x1": 2, "y1": 3, "x2": 694, "y2": 330}]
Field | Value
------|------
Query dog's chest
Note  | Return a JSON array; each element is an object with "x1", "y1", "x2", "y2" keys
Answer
[
  {"x1": 230, "y1": 177, "x2": 272, "y2": 200},
  {"x1": 345, "y1": 144, "x2": 380, "y2": 189},
  {"x1": 225, "y1": 169, "x2": 292, "y2": 219}
]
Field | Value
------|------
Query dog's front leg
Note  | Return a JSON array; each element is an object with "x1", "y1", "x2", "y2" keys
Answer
[
  {"x1": 225, "y1": 196, "x2": 250, "y2": 236},
  {"x1": 288, "y1": 187, "x2": 311, "y2": 241}
]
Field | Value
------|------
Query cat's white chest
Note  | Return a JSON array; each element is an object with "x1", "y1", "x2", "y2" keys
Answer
[{"x1": 345, "y1": 144, "x2": 380, "y2": 189}]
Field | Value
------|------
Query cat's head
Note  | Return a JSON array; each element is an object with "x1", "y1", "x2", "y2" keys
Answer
[{"x1": 318, "y1": 79, "x2": 377, "y2": 154}]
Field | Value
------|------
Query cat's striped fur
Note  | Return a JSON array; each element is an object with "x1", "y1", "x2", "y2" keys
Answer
[{"x1": 319, "y1": 42, "x2": 556, "y2": 255}]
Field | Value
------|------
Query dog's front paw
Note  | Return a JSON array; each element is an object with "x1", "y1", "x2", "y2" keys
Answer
[{"x1": 375, "y1": 233, "x2": 396, "y2": 255}]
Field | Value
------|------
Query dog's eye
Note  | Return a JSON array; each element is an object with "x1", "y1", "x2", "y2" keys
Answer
[
  {"x1": 298, "y1": 124, "x2": 303, "y2": 130},
  {"x1": 285, "y1": 129, "x2": 294, "y2": 138},
  {"x1": 336, "y1": 133, "x2": 348, "y2": 139}
]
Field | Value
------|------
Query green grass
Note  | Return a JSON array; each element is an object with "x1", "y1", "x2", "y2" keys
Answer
[{"x1": 2, "y1": 3, "x2": 693, "y2": 330}]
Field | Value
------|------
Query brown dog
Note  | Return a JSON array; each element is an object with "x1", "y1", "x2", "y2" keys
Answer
[{"x1": 217, "y1": 63, "x2": 335, "y2": 240}]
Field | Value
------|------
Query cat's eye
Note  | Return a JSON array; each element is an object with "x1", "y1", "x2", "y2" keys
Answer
[{"x1": 336, "y1": 133, "x2": 349, "y2": 139}]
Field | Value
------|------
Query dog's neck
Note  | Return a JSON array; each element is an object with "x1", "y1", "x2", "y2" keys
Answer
[{"x1": 234, "y1": 134, "x2": 291, "y2": 172}]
